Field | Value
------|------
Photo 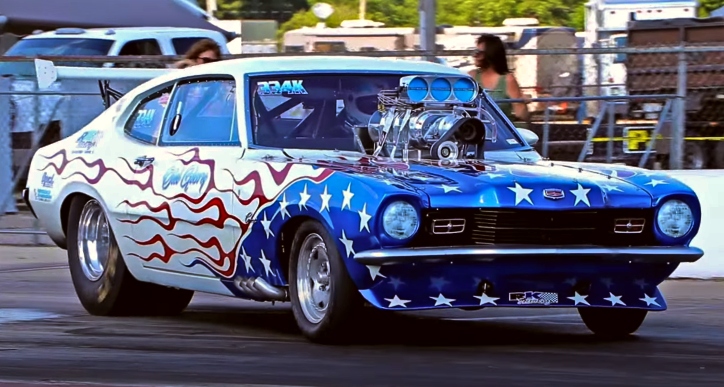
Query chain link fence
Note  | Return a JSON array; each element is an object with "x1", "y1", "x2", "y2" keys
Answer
[{"x1": 1, "y1": 45, "x2": 722, "y2": 243}]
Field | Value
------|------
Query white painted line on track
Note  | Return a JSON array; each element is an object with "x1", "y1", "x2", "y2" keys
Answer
[
  {"x1": 0, "y1": 380, "x2": 312, "y2": 387},
  {"x1": 0, "y1": 309, "x2": 62, "y2": 325}
]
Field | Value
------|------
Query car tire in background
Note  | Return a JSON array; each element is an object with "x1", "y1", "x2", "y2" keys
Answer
[
  {"x1": 288, "y1": 220, "x2": 364, "y2": 344},
  {"x1": 578, "y1": 307, "x2": 648, "y2": 338},
  {"x1": 66, "y1": 195, "x2": 194, "y2": 316}
]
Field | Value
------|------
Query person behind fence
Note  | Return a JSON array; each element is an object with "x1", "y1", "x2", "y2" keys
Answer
[
  {"x1": 467, "y1": 33, "x2": 530, "y2": 125},
  {"x1": 174, "y1": 39, "x2": 222, "y2": 69}
]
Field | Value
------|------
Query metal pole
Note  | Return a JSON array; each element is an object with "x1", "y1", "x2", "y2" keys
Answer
[
  {"x1": 359, "y1": 0, "x2": 366, "y2": 19},
  {"x1": 0, "y1": 77, "x2": 13, "y2": 216},
  {"x1": 419, "y1": 0, "x2": 436, "y2": 62},
  {"x1": 670, "y1": 43, "x2": 687, "y2": 170},
  {"x1": 206, "y1": 0, "x2": 218, "y2": 15}
]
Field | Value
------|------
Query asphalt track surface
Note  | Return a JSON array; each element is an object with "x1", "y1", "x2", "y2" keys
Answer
[{"x1": 0, "y1": 246, "x2": 722, "y2": 387}]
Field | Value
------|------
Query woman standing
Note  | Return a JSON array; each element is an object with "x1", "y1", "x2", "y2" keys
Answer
[
  {"x1": 174, "y1": 39, "x2": 222, "y2": 69},
  {"x1": 467, "y1": 34, "x2": 530, "y2": 125}
]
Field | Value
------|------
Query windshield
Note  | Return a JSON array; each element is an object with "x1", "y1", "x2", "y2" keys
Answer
[
  {"x1": 0, "y1": 38, "x2": 114, "y2": 76},
  {"x1": 249, "y1": 73, "x2": 524, "y2": 154}
]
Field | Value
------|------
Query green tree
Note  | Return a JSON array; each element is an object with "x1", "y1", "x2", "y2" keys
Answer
[{"x1": 698, "y1": 0, "x2": 724, "y2": 16}]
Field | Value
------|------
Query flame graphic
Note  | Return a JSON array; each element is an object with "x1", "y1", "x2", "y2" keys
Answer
[{"x1": 39, "y1": 147, "x2": 334, "y2": 280}]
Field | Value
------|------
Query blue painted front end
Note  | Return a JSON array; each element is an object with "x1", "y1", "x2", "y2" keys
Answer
[{"x1": 220, "y1": 154, "x2": 701, "y2": 313}]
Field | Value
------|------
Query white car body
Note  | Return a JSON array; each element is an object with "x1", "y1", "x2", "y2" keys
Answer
[{"x1": 24, "y1": 56, "x2": 493, "y2": 296}]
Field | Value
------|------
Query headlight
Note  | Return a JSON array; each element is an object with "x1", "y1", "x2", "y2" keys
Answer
[
  {"x1": 382, "y1": 201, "x2": 419, "y2": 240},
  {"x1": 656, "y1": 199, "x2": 694, "y2": 238}
]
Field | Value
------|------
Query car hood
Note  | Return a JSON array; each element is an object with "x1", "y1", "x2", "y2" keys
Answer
[{"x1": 301, "y1": 155, "x2": 695, "y2": 210}]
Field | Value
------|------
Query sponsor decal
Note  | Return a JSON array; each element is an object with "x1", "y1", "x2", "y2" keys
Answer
[
  {"x1": 33, "y1": 188, "x2": 52, "y2": 203},
  {"x1": 41, "y1": 172, "x2": 54, "y2": 188},
  {"x1": 257, "y1": 80, "x2": 308, "y2": 96},
  {"x1": 73, "y1": 130, "x2": 103, "y2": 154},
  {"x1": 162, "y1": 164, "x2": 209, "y2": 193},
  {"x1": 509, "y1": 291, "x2": 559, "y2": 305},
  {"x1": 543, "y1": 188, "x2": 565, "y2": 200}
]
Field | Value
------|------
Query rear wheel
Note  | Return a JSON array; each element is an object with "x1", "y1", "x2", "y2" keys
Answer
[
  {"x1": 578, "y1": 307, "x2": 648, "y2": 338},
  {"x1": 67, "y1": 196, "x2": 194, "y2": 316},
  {"x1": 288, "y1": 220, "x2": 364, "y2": 343}
]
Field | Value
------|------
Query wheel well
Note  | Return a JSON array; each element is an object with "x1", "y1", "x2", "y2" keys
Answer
[
  {"x1": 277, "y1": 216, "x2": 315, "y2": 281},
  {"x1": 60, "y1": 193, "x2": 91, "y2": 237}
]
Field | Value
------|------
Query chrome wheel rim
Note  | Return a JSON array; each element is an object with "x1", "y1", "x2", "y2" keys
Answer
[
  {"x1": 296, "y1": 233, "x2": 331, "y2": 324},
  {"x1": 77, "y1": 199, "x2": 112, "y2": 282}
]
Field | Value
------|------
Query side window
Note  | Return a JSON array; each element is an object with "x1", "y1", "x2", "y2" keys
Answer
[
  {"x1": 159, "y1": 78, "x2": 239, "y2": 146},
  {"x1": 171, "y1": 37, "x2": 205, "y2": 55},
  {"x1": 118, "y1": 39, "x2": 163, "y2": 56},
  {"x1": 117, "y1": 39, "x2": 164, "y2": 68},
  {"x1": 124, "y1": 86, "x2": 174, "y2": 144}
]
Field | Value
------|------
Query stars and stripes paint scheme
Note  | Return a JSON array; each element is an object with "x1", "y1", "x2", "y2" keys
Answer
[
  {"x1": 21, "y1": 58, "x2": 703, "y2": 327},
  {"x1": 27, "y1": 131, "x2": 700, "y2": 312}
]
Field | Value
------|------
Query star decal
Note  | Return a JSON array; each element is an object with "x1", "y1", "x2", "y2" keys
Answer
[
  {"x1": 240, "y1": 247, "x2": 254, "y2": 273},
  {"x1": 474, "y1": 292, "x2": 499, "y2": 305},
  {"x1": 358, "y1": 203, "x2": 371, "y2": 232},
  {"x1": 298, "y1": 184, "x2": 311, "y2": 210},
  {"x1": 341, "y1": 183, "x2": 354, "y2": 210},
  {"x1": 634, "y1": 278, "x2": 649, "y2": 289},
  {"x1": 439, "y1": 184, "x2": 461, "y2": 193},
  {"x1": 278, "y1": 193, "x2": 290, "y2": 219},
  {"x1": 339, "y1": 230, "x2": 355, "y2": 258},
  {"x1": 601, "y1": 184, "x2": 622, "y2": 192},
  {"x1": 430, "y1": 293, "x2": 456, "y2": 307},
  {"x1": 260, "y1": 212, "x2": 274, "y2": 238},
  {"x1": 639, "y1": 293, "x2": 660, "y2": 307},
  {"x1": 644, "y1": 179, "x2": 667, "y2": 188},
  {"x1": 319, "y1": 185, "x2": 332, "y2": 212},
  {"x1": 367, "y1": 265, "x2": 386, "y2": 280},
  {"x1": 384, "y1": 295, "x2": 411, "y2": 308},
  {"x1": 600, "y1": 278, "x2": 613, "y2": 288},
  {"x1": 485, "y1": 173, "x2": 505, "y2": 179},
  {"x1": 508, "y1": 182, "x2": 533, "y2": 205},
  {"x1": 604, "y1": 292, "x2": 626, "y2": 306},
  {"x1": 388, "y1": 277, "x2": 405, "y2": 290},
  {"x1": 567, "y1": 291, "x2": 590, "y2": 305},
  {"x1": 570, "y1": 183, "x2": 591, "y2": 207},
  {"x1": 259, "y1": 250, "x2": 274, "y2": 276},
  {"x1": 430, "y1": 276, "x2": 450, "y2": 292}
]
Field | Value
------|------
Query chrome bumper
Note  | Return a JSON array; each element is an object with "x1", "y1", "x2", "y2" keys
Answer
[{"x1": 352, "y1": 245, "x2": 705, "y2": 266}]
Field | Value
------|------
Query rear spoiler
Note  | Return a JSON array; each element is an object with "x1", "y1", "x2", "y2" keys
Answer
[{"x1": 33, "y1": 59, "x2": 174, "y2": 108}]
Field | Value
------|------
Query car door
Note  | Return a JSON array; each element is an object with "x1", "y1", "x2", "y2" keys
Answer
[{"x1": 127, "y1": 76, "x2": 241, "y2": 285}]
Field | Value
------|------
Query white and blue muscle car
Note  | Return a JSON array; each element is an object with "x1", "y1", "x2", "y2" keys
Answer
[{"x1": 23, "y1": 56, "x2": 703, "y2": 343}]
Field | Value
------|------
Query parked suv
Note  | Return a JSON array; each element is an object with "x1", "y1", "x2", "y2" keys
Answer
[{"x1": 0, "y1": 26, "x2": 231, "y2": 184}]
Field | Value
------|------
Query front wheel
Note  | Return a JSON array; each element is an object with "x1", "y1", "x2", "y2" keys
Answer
[
  {"x1": 288, "y1": 220, "x2": 363, "y2": 343},
  {"x1": 578, "y1": 307, "x2": 648, "y2": 338}
]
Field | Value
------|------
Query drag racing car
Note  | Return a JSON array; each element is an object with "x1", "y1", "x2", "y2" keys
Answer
[{"x1": 23, "y1": 56, "x2": 703, "y2": 343}]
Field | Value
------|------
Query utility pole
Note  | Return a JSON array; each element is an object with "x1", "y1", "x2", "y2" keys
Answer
[
  {"x1": 206, "y1": 0, "x2": 218, "y2": 16},
  {"x1": 419, "y1": 0, "x2": 436, "y2": 62},
  {"x1": 359, "y1": 0, "x2": 366, "y2": 19}
]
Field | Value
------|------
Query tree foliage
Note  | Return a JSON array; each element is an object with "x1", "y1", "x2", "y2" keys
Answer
[{"x1": 199, "y1": 0, "x2": 724, "y2": 36}]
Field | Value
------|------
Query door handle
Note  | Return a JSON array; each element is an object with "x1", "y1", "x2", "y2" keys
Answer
[{"x1": 134, "y1": 156, "x2": 155, "y2": 168}]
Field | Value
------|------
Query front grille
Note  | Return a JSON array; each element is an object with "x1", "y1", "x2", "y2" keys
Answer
[{"x1": 412, "y1": 208, "x2": 656, "y2": 247}]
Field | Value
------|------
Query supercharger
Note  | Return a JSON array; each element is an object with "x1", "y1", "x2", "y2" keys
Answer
[{"x1": 365, "y1": 74, "x2": 498, "y2": 161}]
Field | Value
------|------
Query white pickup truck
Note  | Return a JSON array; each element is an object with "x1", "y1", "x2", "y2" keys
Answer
[{"x1": 0, "y1": 26, "x2": 230, "y2": 177}]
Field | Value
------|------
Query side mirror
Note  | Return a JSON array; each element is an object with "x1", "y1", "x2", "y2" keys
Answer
[{"x1": 517, "y1": 128, "x2": 539, "y2": 146}]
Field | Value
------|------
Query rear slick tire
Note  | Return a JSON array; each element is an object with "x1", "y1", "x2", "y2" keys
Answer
[
  {"x1": 578, "y1": 307, "x2": 648, "y2": 338},
  {"x1": 66, "y1": 195, "x2": 194, "y2": 316}
]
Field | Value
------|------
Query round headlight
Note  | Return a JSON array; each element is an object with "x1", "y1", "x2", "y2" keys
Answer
[
  {"x1": 656, "y1": 199, "x2": 694, "y2": 238},
  {"x1": 382, "y1": 201, "x2": 419, "y2": 240}
]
